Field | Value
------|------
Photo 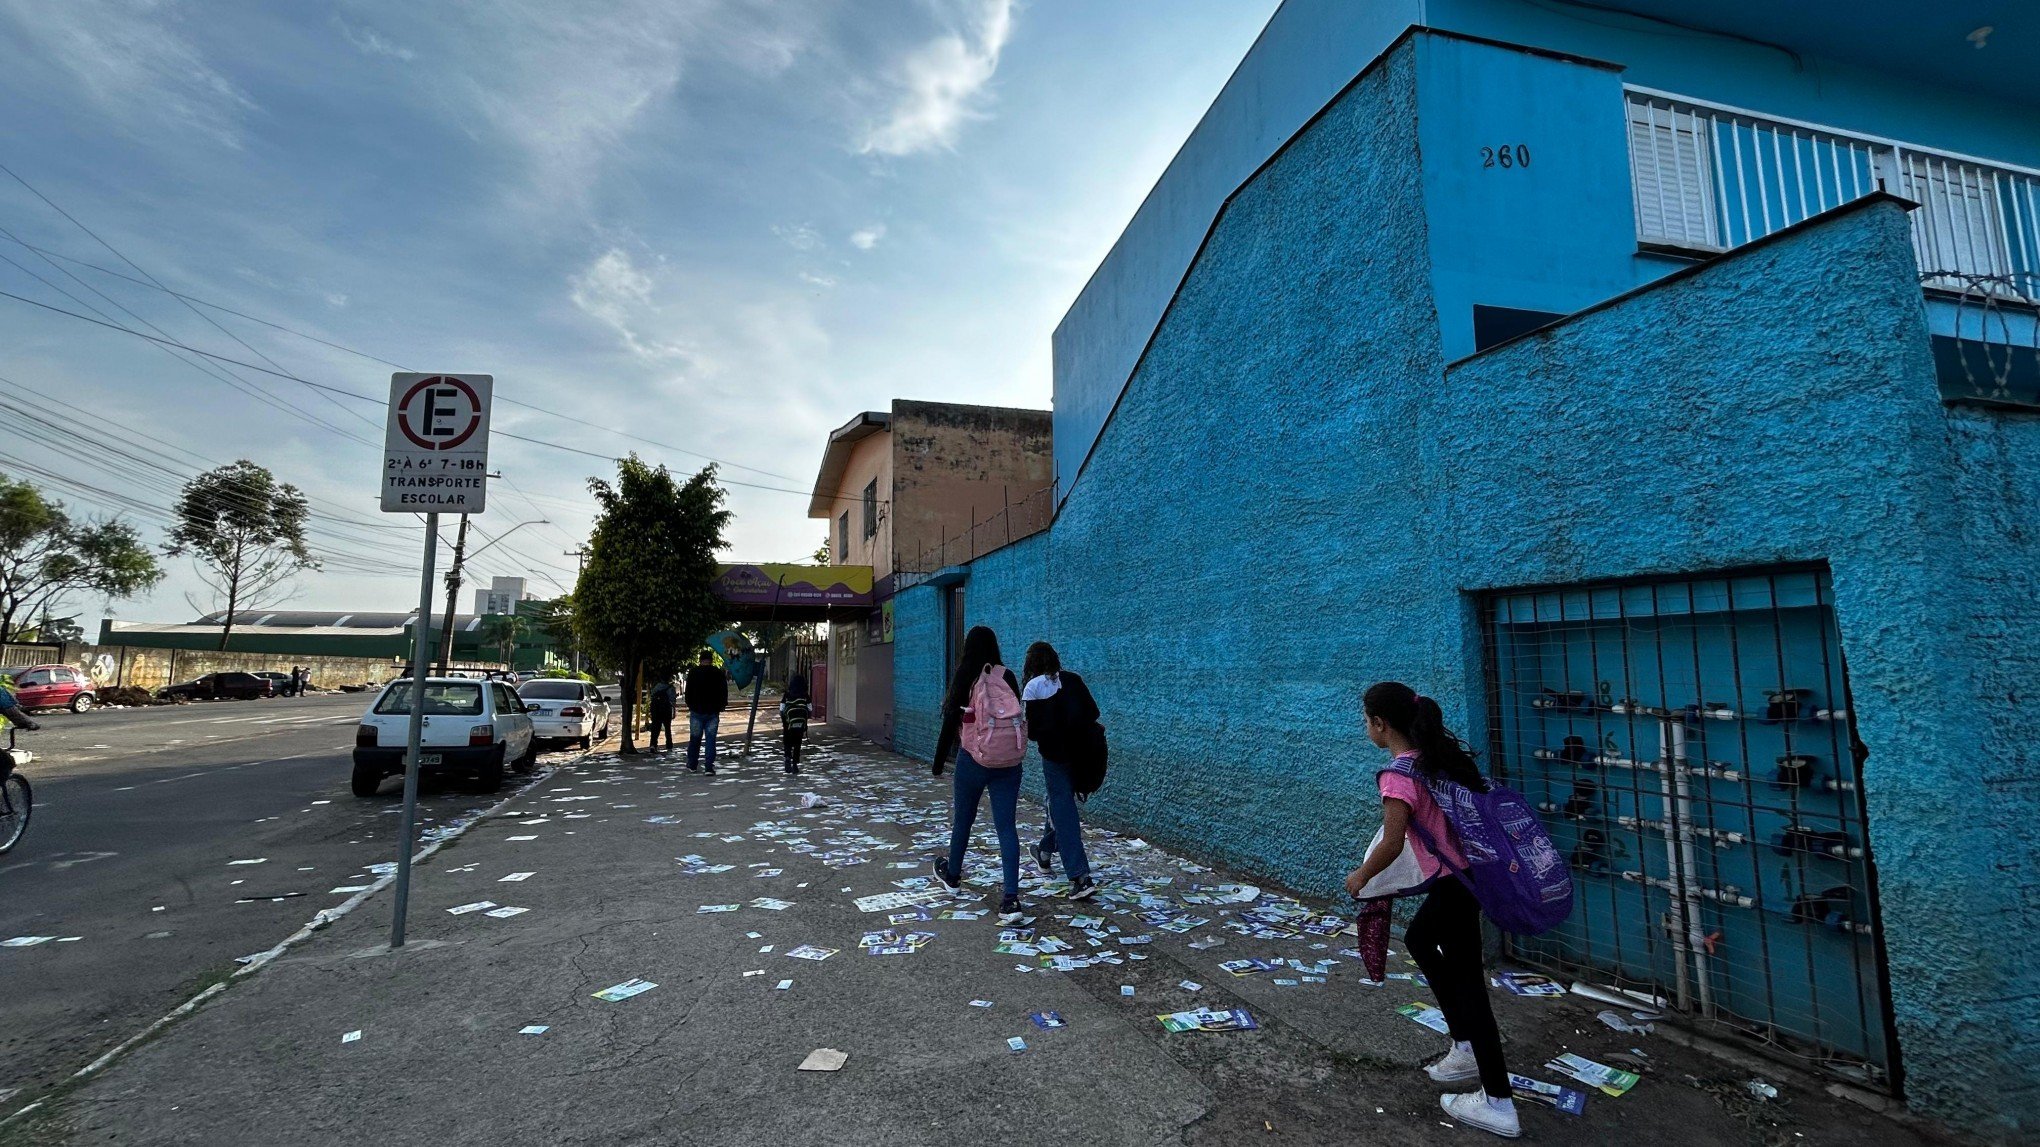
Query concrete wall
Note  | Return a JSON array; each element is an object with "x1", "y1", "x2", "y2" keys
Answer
[
  {"x1": 101, "y1": 648, "x2": 397, "y2": 692},
  {"x1": 822, "y1": 429, "x2": 892, "y2": 579},
  {"x1": 890, "y1": 401, "x2": 1052, "y2": 575}
]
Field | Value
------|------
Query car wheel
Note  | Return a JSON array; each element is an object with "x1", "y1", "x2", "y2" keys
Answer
[
  {"x1": 70, "y1": 693, "x2": 94, "y2": 713},
  {"x1": 351, "y1": 763, "x2": 385, "y2": 798},
  {"x1": 477, "y1": 756, "x2": 507, "y2": 792},
  {"x1": 578, "y1": 735, "x2": 592, "y2": 751},
  {"x1": 511, "y1": 740, "x2": 538, "y2": 776}
]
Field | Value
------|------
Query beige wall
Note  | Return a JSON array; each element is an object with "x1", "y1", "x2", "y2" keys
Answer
[
  {"x1": 822, "y1": 429, "x2": 894, "y2": 580},
  {"x1": 891, "y1": 401, "x2": 1053, "y2": 574},
  {"x1": 95, "y1": 648, "x2": 401, "y2": 691}
]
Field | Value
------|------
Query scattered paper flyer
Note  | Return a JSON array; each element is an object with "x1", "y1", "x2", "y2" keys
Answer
[
  {"x1": 749, "y1": 898, "x2": 794, "y2": 911},
  {"x1": 1006, "y1": 1037, "x2": 1028, "y2": 1054},
  {"x1": 1545, "y1": 1053, "x2": 1640, "y2": 1097},
  {"x1": 1156, "y1": 1007, "x2": 1259, "y2": 1033},
  {"x1": 506, "y1": 835, "x2": 538, "y2": 842},
  {"x1": 1029, "y1": 1011, "x2": 1066, "y2": 1029},
  {"x1": 447, "y1": 901, "x2": 497, "y2": 915},
  {"x1": 798, "y1": 1048, "x2": 848, "y2": 1072},
  {"x1": 1495, "y1": 971, "x2": 1566, "y2": 997},
  {"x1": 970, "y1": 1000, "x2": 994, "y2": 1008},
  {"x1": 697, "y1": 904, "x2": 742, "y2": 914},
  {"x1": 228, "y1": 859, "x2": 268, "y2": 866},
  {"x1": 341, "y1": 1030, "x2": 362, "y2": 1043},
  {"x1": 520, "y1": 1025, "x2": 549, "y2": 1036},
  {"x1": 785, "y1": 945, "x2": 837, "y2": 961},
  {"x1": 1397, "y1": 1002, "x2": 1452, "y2": 1035},
  {"x1": 1509, "y1": 1074, "x2": 1588, "y2": 1115},
  {"x1": 484, "y1": 907, "x2": 528, "y2": 918},
  {"x1": 500, "y1": 872, "x2": 535, "y2": 883},
  {"x1": 1178, "y1": 980, "x2": 1203, "y2": 992},
  {"x1": 593, "y1": 978, "x2": 658, "y2": 1002},
  {"x1": 1, "y1": 937, "x2": 55, "y2": 947},
  {"x1": 775, "y1": 979, "x2": 793, "y2": 990}
]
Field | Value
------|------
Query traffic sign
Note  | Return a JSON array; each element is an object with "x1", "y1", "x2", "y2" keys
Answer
[{"x1": 382, "y1": 373, "x2": 492, "y2": 513}]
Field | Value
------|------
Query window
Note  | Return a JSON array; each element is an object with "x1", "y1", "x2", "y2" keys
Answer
[
  {"x1": 1627, "y1": 99, "x2": 1719, "y2": 248},
  {"x1": 16, "y1": 670, "x2": 49, "y2": 686},
  {"x1": 375, "y1": 682, "x2": 483, "y2": 716},
  {"x1": 839, "y1": 511, "x2": 850, "y2": 560},
  {"x1": 519, "y1": 681, "x2": 582, "y2": 700},
  {"x1": 863, "y1": 479, "x2": 878, "y2": 539},
  {"x1": 493, "y1": 684, "x2": 521, "y2": 715}
]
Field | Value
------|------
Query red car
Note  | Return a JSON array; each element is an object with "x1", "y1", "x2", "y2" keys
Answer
[{"x1": 1, "y1": 664, "x2": 97, "y2": 712}]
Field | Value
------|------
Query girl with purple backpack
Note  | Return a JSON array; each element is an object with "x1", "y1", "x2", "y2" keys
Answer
[
  {"x1": 930, "y1": 625, "x2": 1028, "y2": 925},
  {"x1": 1344, "y1": 682, "x2": 1519, "y2": 1139}
]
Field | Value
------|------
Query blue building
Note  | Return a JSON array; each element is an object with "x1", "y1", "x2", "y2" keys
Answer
[{"x1": 891, "y1": 2, "x2": 2039, "y2": 1137}]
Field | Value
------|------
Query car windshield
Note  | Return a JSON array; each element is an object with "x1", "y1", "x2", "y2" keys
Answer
[
  {"x1": 518, "y1": 681, "x2": 583, "y2": 700},
  {"x1": 374, "y1": 682, "x2": 484, "y2": 716}
]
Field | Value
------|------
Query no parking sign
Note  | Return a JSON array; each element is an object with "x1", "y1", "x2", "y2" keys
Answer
[{"x1": 381, "y1": 373, "x2": 492, "y2": 513}]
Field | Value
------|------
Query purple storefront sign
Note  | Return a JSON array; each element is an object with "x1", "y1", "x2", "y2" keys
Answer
[{"x1": 714, "y1": 563, "x2": 874, "y2": 610}]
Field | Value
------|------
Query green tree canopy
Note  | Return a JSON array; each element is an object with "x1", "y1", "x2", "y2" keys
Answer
[
  {"x1": 0, "y1": 474, "x2": 162, "y2": 642},
  {"x1": 573, "y1": 457, "x2": 730, "y2": 752},
  {"x1": 164, "y1": 460, "x2": 316, "y2": 650}
]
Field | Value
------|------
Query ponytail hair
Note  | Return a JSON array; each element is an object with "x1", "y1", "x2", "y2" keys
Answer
[{"x1": 1363, "y1": 681, "x2": 1487, "y2": 791}]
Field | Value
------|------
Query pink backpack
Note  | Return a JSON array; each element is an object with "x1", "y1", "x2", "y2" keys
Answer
[{"x1": 961, "y1": 664, "x2": 1027, "y2": 767}]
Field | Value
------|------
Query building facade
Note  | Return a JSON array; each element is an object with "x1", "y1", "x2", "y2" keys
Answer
[
  {"x1": 892, "y1": 4, "x2": 2039, "y2": 1138},
  {"x1": 809, "y1": 400, "x2": 1052, "y2": 746}
]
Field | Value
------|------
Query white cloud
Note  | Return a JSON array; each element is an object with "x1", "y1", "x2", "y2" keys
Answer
[
  {"x1": 849, "y1": 224, "x2": 886, "y2": 250},
  {"x1": 324, "y1": 292, "x2": 350, "y2": 308},
  {"x1": 0, "y1": 0, "x2": 256, "y2": 147},
  {"x1": 773, "y1": 223, "x2": 824, "y2": 251},
  {"x1": 337, "y1": 19, "x2": 416, "y2": 62},
  {"x1": 570, "y1": 247, "x2": 690, "y2": 362},
  {"x1": 858, "y1": 0, "x2": 1014, "y2": 156},
  {"x1": 799, "y1": 271, "x2": 837, "y2": 289}
]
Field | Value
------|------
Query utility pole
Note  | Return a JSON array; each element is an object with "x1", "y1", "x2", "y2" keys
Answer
[
  {"x1": 565, "y1": 546, "x2": 590, "y2": 675},
  {"x1": 435, "y1": 515, "x2": 471, "y2": 675}
]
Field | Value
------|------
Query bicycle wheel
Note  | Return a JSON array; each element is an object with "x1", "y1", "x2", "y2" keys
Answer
[{"x1": 0, "y1": 773, "x2": 32, "y2": 854}]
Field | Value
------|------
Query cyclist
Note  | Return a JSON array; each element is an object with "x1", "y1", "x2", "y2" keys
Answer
[{"x1": 0, "y1": 671, "x2": 41, "y2": 732}]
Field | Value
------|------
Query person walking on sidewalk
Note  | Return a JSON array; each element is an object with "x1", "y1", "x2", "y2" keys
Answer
[
  {"x1": 1344, "y1": 682, "x2": 1519, "y2": 1139},
  {"x1": 684, "y1": 651, "x2": 728, "y2": 774},
  {"x1": 929, "y1": 625, "x2": 1028, "y2": 925},
  {"x1": 646, "y1": 676, "x2": 677, "y2": 753},
  {"x1": 779, "y1": 671, "x2": 811, "y2": 775},
  {"x1": 1020, "y1": 641, "x2": 1101, "y2": 901}
]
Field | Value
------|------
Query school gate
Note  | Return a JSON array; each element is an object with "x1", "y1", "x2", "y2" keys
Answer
[{"x1": 1484, "y1": 568, "x2": 1895, "y2": 1088}]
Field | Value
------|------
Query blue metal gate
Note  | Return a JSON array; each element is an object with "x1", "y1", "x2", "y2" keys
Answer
[{"x1": 1484, "y1": 568, "x2": 1895, "y2": 1087}]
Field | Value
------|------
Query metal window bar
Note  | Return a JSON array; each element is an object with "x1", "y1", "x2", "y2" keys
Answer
[
  {"x1": 1624, "y1": 92, "x2": 2040, "y2": 304},
  {"x1": 1483, "y1": 569, "x2": 1897, "y2": 1090}
]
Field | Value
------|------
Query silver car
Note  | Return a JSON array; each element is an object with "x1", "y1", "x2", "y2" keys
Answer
[{"x1": 516, "y1": 679, "x2": 612, "y2": 750}]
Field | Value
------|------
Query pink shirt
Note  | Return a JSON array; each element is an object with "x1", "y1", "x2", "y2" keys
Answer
[{"x1": 1378, "y1": 752, "x2": 1465, "y2": 878}]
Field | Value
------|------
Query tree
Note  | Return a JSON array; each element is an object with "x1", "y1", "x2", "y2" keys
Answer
[
  {"x1": 573, "y1": 457, "x2": 730, "y2": 753},
  {"x1": 812, "y1": 537, "x2": 829, "y2": 564},
  {"x1": 0, "y1": 474, "x2": 162, "y2": 642},
  {"x1": 533, "y1": 595, "x2": 586, "y2": 673},
  {"x1": 477, "y1": 611, "x2": 528, "y2": 667},
  {"x1": 164, "y1": 461, "x2": 316, "y2": 650}
]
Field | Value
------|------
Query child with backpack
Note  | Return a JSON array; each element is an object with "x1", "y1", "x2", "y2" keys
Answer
[
  {"x1": 1020, "y1": 641, "x2": 1103, "y2": 901},
  {"x1": 929, "y1": 625, "x2": 1029, "y2": 924},
  {"x1": 1345, "y1": 682, "x2": 1523, "y2": 1139},
  {"x1": 779, "y1": 671, "x2": 811, "y2": 775}
]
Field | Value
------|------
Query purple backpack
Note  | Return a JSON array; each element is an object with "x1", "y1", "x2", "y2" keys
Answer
[{"x1": 1385, "y1": 756, "x2": 1573, "y2": 935}]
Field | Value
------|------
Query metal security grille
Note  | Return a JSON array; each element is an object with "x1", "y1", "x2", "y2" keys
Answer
[{"x1": 1483, "y1": 568, "x2": 1896, "y2": 1089}]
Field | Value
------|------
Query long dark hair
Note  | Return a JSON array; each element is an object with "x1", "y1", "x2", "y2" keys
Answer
[
  {"x1": 1364, "y1": 681, "x2": 1486, "y2": 790},
  {"x1": 945, "y1": 625, "x2": 1004, "y2": 709},
  {"x1": 1022, "y1": 641, "x2": 1060, "y2": 682}
]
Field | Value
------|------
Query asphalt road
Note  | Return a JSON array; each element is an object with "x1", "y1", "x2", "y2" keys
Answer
[{"x1": 0, "y1": 692, "x2": 593, "y2": 1107}]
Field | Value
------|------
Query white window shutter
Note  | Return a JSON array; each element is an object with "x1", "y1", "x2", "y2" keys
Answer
[{"x1": 1628, "y1": 101, "x2": 1719, "y2": 248}]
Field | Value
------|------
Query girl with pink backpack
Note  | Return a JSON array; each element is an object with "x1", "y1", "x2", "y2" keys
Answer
[{"x1": 929, "y1": 626, "x2": 1029, "y2": 924}]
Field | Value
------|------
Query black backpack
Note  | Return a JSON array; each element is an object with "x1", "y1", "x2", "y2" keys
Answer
[
  {"x1": 1064, "y1": 688, "x2": 1109, "y2": 801},
  {"x1": 782, "y1": 697, "x2": 811, "y2": 732}
]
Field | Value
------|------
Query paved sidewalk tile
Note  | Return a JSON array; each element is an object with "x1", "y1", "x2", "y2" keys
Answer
[{"x1": 26, "y1": 723, "x2": 1931, "y2": 1146}]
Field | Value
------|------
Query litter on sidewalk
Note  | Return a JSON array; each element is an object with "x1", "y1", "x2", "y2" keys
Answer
[
  {"x1": 1495, "y1": 971, "x2": 1567, "y2": 997},
  {"x1": 1509, "y1": 1074, "x2": 1588, "y2": 1116},
  {"x1": 798, "y1": 1048, "x2": 848, "y2": 1072},
  {"x1": 785, "y1": 945, "x2": 837, "y2": 961},
  {"x1": 592, "y1": 978, "x2": 658, "y2": 1002},
  {"x1": 447, "y1": 901, "x2": 496, "y2": 915},
  {"x1": 341, "y1": 1030, "x2": 361, "y2": 1043},
  {"x1": 1545, "y1": 1052, "x2": 1641, "y2": 1097},
  {"x1": 519, "y1": 1025, "x2": 549, "y2": 1035},
  {"x1": 1156, "y1": 1007, "x2": 1260, "y2": 1033}
]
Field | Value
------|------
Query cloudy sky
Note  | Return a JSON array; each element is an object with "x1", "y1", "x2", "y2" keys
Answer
[{"x1": 0, "y1": 0, "x2": 1277, "y2": 629}]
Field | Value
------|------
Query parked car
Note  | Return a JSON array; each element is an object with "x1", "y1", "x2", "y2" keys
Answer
[
  {"x1": 0, "y1": 664, "x2": 97, "y2": 712},
  {"x1": 352, "y1": 677, "x2": 536, "y2": 796},
  {"x1": 157, "y1": 672, "x2": 274, "y2": 702},
  {"x1": 517, "y1": 679, "x2": 611, "y2": 750}
]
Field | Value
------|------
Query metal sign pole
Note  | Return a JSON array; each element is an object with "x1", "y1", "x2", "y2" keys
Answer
[{"x1": 391, "y1": 512, "x2": 439, "y2": 948}]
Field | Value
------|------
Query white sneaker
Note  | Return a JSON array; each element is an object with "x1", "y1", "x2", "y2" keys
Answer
[
  {"x1": 1440, "y1": 1092, "x2": 1521, "y2": 1138},
  {"x1": 1425, "y1": 1043, "x2": 1482, "y2": 1084}
]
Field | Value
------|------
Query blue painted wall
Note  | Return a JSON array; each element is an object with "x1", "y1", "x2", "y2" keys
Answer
[
  {"x1": 890, "y1": 582, "x2": 947, "y2": 763},
  {"x1": 1054, "y1": 0, "x2": 2040, "y2": 494}
]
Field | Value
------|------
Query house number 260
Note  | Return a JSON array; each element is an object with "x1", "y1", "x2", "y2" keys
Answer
[{"x1": 1481, "y1": 144, "x2": 1531, "y2": 169}]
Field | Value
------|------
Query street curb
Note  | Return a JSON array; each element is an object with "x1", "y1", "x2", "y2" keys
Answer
[{"x1": 0, "y1": 751, "x2": 590, "y2": 1129}]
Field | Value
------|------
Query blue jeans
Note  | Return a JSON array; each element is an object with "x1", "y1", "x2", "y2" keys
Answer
[
  {"x1": 946, "y1": 749, "x2": 1021, "y2": 898},
  {"x1": 1037, "y1": 756, "x2": 1091, "y2": 883},
  {"x1": 687, "y1": 712, "x2": 719, "y2": 768}
]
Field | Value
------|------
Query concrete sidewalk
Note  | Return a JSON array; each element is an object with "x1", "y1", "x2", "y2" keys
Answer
[{"x1": 10, "y1": 716, "x2": 1938, "y2": 1146}]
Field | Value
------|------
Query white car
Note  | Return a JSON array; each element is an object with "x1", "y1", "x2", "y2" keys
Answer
[
  {"x1": 517, "y1": 679, "x2": 611, "y2": 750},
  {"x1": 352, "y1": 677, "x2": 536, "y2": 797}
]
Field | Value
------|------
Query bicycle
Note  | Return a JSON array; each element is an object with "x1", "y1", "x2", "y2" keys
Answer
[{"x1": 0, "y1": 728, "x2": 33, "y2": 854}]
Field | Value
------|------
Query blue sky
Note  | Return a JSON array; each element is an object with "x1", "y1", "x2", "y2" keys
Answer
[{"x1": 0, "y1": 0, "x2": 1277, "y2": 627}]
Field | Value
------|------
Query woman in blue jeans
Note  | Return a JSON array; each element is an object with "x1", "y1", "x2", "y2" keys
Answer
[
  {"x1": 929, "y1": 625, "x2": 1027, "y2": 924},
  {"x1": 1020, "y1": 642, "x2": 1101, "y2": 901}
]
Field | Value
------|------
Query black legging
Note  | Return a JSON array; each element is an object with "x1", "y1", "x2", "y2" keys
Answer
[{"x1": 1405, "y1": 877, "x2": 1510, "y2": 1096}]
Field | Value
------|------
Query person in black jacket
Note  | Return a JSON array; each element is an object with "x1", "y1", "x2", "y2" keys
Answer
[
  {"x1": 646, "y1": 677, "x2": 677, "y2": 753},
  {"x1": 778, "y1": 671, "x2": 811, "y2": 775},
  {"x1": 1020, "y1": 641, "x2": 1101, "y2": 901},
  {"x1": 929, "y1": 625, "x2": 1027, "y2": 924},
  {"x1": 683, "y1": 651, "x2": 728, "y2": 774}
]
